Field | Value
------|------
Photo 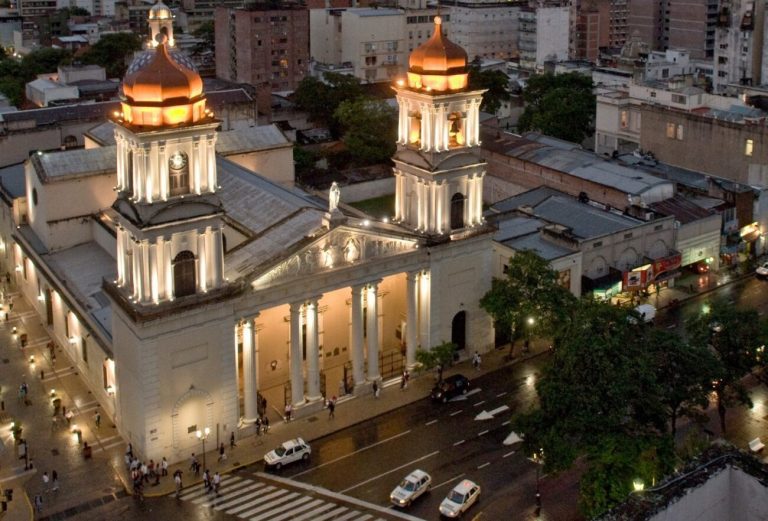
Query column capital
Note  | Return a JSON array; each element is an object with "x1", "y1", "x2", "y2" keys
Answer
[
  {"x1": 351, "y1": 284, "x2": 366, "y2": 294},
  {"x1": 289, "y1": 302, "x2": 303, "y2": 313},
  {"x1": 406, "y1": 270, "x2": 421, "y2": 281},
  {"x1": 366, "y1": 279, "x2": 383, "y2": 289}
]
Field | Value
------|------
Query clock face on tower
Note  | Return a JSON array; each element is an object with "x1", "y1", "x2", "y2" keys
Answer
[{"x1": 169, "y1": 151, "x2": 188, "y2": 170}]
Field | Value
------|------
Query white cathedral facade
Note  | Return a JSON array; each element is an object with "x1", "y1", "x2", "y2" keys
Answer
[{"x1": 1, "y1": 7, "x2": 494, "y2": 462}]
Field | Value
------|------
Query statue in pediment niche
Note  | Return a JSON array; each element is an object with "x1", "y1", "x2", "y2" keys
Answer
[{"x1": 344, "y1": 239, "x2": 360, "y2": 263}]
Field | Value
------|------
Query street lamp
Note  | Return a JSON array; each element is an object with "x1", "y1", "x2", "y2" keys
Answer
[
  {"x1": 196, "y1": 427, "x2": 210, "y2": 471},
  {"x1": 532, "y1": 448, "x2": 544, "y2": 516}
]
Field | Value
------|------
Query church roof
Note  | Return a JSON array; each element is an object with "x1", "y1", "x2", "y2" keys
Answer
[
  {"x1": 215, "y1": 125, "x2": 292, "y2": 155},
  {"x1": 31, "y1": 147, "x2": 116, "y2": 182}
]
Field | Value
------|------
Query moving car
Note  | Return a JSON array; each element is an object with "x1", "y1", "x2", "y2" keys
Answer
[
  {"x1": 431, "y1": 374, "x2": 470, "y2": 403},
  {"x1": 263, "y1": 437, "x2": 311, "y2": 470},
  {"x1": 757, "y1": 262, "x2": 768, "y2": 278},
  {"x1": 390, "y1": 469, "x2": 432, "y2": 507},
  {"x1": 439, "y1": 479, "x2": 481, "y2": 518}
]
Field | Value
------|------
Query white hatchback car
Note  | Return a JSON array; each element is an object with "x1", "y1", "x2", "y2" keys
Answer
[
  {"x1": 439, "y1": 479, "x2": 481, "y2": 518},
  {"x1": 390, "y1": 469, "x2": 432, "y2": 507},
  {"x1": 263, "y1": 437, "x2": 311, "y2": 470}
]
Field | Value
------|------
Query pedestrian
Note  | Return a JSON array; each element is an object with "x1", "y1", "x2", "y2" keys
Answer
[
  {"x1": 125, "y1": 453, "x2": 131, "y2": 468},
  {"x1": 51, "y1": 470, "x2": 59, "y2": 491},
  {"x1": 203, "y1": 469, "x2": 211, "y2": 493},
  {"x1": 65, "y1": 409, "x2": 74, "y2": 425},
  {"x1": 284, "y1": 403, "x2": 292, "y2": 422},
  {"x1": 230, "y1": 431, "x2": 236, "y2": 449},
  {"x1": 400, "y1": 371, "x2": 406, "y2": 390},
  {"x1": 372, "y1": 380, "x2": 379, "y2": 398},
  {"x1": 173, "y1": 470, "x2": 183, "y2": 498},
  {"x1": 262, "y1": 415, "x2": 270, "y2": 433},
  {"x1": 94, "y1": 410, "x2": 101, "y2": 428},
  {"x1": 161, "y1": 456, "x2": 168, "y2": 476},
  {"x1": 261, "y1": 397, "x2": 267, "y2": 414},
  {"x1": 127, "y1": 442, "x2": 133, "y2": 459},
  {"x1": 34, "y1": 494, "x2": 43, "y2": 513},
  {"x1": 404, "y1": 369, "x2": 410, "y2": 388},
  {"x1": 42, "y1": 471, "x2": 50, "y2": 492},
  {"x1": 472, "y1": 351, "x2": 481, "y2": 370},
  {"x1": 218, "y1": 442, "x2": 226, "y2": 462},
  {"x1": 140, "y1": 461, "x2": 149, "y2": 483},
  {"x1": 328, "y1": 397, "x2": 335, "y2": 418},
  {"x1": 255, "y1": 416, "x2": 262, "y2": 436},
  {"x1": 213, "y1": 472, "x2": 221, "y2": 496},
  {"x1": 148, "y1": 459, "x2": 155, "y2": 480}
]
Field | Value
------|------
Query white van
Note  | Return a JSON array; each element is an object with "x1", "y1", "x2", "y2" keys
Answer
[{"x1": 633, "y1": 304, "x2": 656, "y2": 323}]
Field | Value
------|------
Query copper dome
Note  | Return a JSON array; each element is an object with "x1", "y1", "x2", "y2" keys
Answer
[{"x1": 408, "y1": 16, "x2": 468, "y2": 76}]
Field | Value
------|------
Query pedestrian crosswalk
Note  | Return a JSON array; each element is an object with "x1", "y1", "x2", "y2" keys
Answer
[{"x1": 177, "y1": 474, "x2": 392, "y2": 521}]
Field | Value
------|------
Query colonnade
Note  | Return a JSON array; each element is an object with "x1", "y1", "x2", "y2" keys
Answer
[{"x1": 237, "y1": 270, "x2": 431, "y2": 420}]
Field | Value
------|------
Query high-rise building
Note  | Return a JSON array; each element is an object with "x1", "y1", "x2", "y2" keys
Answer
[
  {"x1": 712, "y1": 0, "x2": 767, "y2": 93},
  {"x1": 570, "y1": 0, "x2": 629, "y2": 62},
  {"x1": 449, "y1": 0, "x2": 527, "y2": 61},
  {"x1": 215, "y1": 3, "x2": 309, "y2": 92},
  {"x1": 627, "y1": 0, "x2": 719, "y2": 59}
]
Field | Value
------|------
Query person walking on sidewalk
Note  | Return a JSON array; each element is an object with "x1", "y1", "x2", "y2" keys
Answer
[
  {"x1": 213, "y1": 472, "x2": 221, "y2": 496},
  {"x1": 472, "y1": 351, "x2": 481, "y2": 370},
  {"x1": 255, "y1": 416, "x2": 262, "y2": 436},
  {"x1": 94, "y1": 410, "x2": 101, "y2": 429},
  {"x1": 161, "y1": 457, "x2": 168, "y2": 476},
  {"x1": 34, "y1": 494, "x2": 43, "y2": 513},
  {"x1": 262, "y1": 415, "x2": 270, "y2": 433},
  {"x1": 328, "y1": 397, "x2": 336, "y2": 419},
  {"x1": 174, "y1": 470, "x2": 183, "y2": 498},
  {"x1": 218, "y1": 443, "x2": 226, "y2": 462},
  {"x1": 203, "y1": 469, "x2": 211, "y2": 494},
  {"x1": 284, "y1": 403, "x2": 292, "y2": 422},
  {"x1": 230, "y1": 431, "x2": 236, "y2": 449},
  {"x1": 51, "y1": 470, "x2": 59, "y2": 491},
  {"x1": 372, "y1": 380, "x2": 379, "y2": 398},
  {"x1": 42, "y1": 471, "x2": 50, "y2": 492}
]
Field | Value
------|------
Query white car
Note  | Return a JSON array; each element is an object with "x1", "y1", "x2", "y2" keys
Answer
[
  {"x1": 439, "y1": 479, "x2": 481, "y2": 518},
  {"x1": 390, "y1": 469, "x2": 432, "y2": 507},
  {"x1": 757, "y1": 262, "x2": 768, "y2": 278},
  {"x1": 263, "y1": 437, "x2": 311, "y2": 470}
]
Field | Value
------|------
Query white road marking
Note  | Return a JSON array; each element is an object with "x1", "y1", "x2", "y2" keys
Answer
[
  {"x1": 496, "y1": 392, "x2": 507, "y2": 398},
  {"x1": 502, "y1": 420, "x2": 511, "y2": 426},
  {"x1": 477, "y1": 462, "x2": 490, "y2": 470},
  {"x1": 465, "y1": 388, "x2": 481, "y2": 397},
  {"x1": 291, "y1": 430, "x2": 412, "y2": 477},
  {"x1": 503, "y1": 451, "x2": 515, "y2": 458},
  {"x1": 449, "y1": 410, "x2": 462, "y2": 416},
  {"x1": 432, "y1": 474, "x2": 465, "y2": 491},
  {"x1": 453, "y1": 440, "x2": 465, "y2": 446},
  {"x1": 667, "y1": 324, "x2": 677, "y2": 329},
  {"x1": 425, "y1": 419, "x2": 437, "y2": 426},
  {"x1": 339, "y1": 450, "x2": 440, "y2": 493},
  {"x1": 478, "y1": 430, "x2": 489, "y2": 436},
  {"x1": 473, "y1": 400, "x2": 485, "y2": 407}
]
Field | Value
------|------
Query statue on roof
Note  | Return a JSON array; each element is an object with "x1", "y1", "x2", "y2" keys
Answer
[{"x1": 329, "y1": 182, "x2": 341, "y2": 213}]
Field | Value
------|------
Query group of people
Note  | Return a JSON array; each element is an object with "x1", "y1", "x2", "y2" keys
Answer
[
  {"x1": 202, "y1": 469, "x2": 222, "y2": 496},
  {"x1": 126, "y1": 444, "x2": 168, "y2": 499},
  {"x1": 33, "y1": 470, "x2": 60, "y2": 513}
]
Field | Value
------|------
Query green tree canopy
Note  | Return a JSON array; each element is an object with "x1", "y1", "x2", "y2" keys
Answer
[
  {"x1": 21, "y1": 48, "x2": 72, "y2": 80},
  {"x1": 333, "y1": 98, "x2": 396, "y2": 165},
  {"x1": 647, "y1": 329, "x2": 720, "y2": 436},
  {"x1": 415, "y1": 341, "x2": 456, "y2": 382},
  {"x1": 81, "y1": 32, "x2": 142, "y2": 78},
  {"x1": 192, "y1": 20, "x2": 214, "y2": 55},
  {"x1": 468, "y1": 66, "x2": 511, "y2": 115},
  {"x1": 293, "y1": 73, "x2": 363, "y2": 136},
  {"x1": 687, "y1": 301, "x2": 764, "y2": 433},
  {"x1": 517, "y1": 72, "x2": 595, "y2": 143},
  {"x1": 479, "y1": 250, "x2": 576, "y2": 357}
]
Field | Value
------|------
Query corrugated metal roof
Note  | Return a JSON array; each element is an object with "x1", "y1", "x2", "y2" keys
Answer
[
  {"x1": 650, "y1": 194, "x2": 714, "y2": 224},
  {"x1": 216, "y1": 125, "x2": 291, "y2": 155},
  {"x1": 505, "y1": 232, "x2": 574, "y2": 260},
  {"x1": 36, "y1": 146, "x2": 116, "y2": 180}
]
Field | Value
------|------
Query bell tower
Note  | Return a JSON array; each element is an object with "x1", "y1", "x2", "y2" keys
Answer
[
  {"x1": 148, "y1": 0, "x2": 175, "y2": 47},
  {"x1": 112, "y1": 34, "x2": 225, "y2": 306},
  {"x1": 393, "y1": 16, "x2": 486, "y2": 235}
]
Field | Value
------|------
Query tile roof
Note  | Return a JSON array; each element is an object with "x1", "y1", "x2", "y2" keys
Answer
[{"x1": 33, "y1": 146, "x2": 116, "y2": 181}]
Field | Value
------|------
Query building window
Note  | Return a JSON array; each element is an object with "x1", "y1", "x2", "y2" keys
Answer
[
  {"x1": 745, "y1": 139, "x2": 754, "y2": 156},
  {"x1": 671, "y1": 94, "x2": 686, "y2": 104},
  {"x1": 173, "y1": 250, "x2": 196, "y2": 298},
  {"x1": 450, "y1": 193, "x2": 465, "y2": 230},
  {"x1": 666, "y1": 122, "x2": 676, "y2": 138},
  {"x1": 593, "y1": 241, "x2": 603, "y2": 248},
  {"x1": 655, "y1": 224, "x2": 663, "y2": 231},
  {"x1": 620, "y1": 110, "x2": 628, "y2": 129},
  {"x1": 676, "y1": 124, "x2": 684, "y2": 140},
  {"x1": 32, "y1": 188, "x2": 38, "y2": 206},
  {"x1": 168, "y1": 152, "x2": 189, "y2": 196}
]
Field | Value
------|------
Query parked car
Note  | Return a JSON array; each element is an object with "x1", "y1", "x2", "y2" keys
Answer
[
  {"x1": 390, "y1": 469, "x2": 432, "y2": 507},
  {"x1": 439, "y1": 479, "x2": 481, "y2": 518},
  {"x1": 263, "y1": 437, "x2": 311, "y2": 470},
  {"x1": 756, "y1": 262, "x2": 768, "y2": 278},
  {"x1": 431, "y1": 374, "x2": 470, "y2": 403}
]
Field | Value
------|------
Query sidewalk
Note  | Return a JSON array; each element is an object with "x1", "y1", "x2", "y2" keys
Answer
[{"x1": 638, "y1": 266, "x2": 755, "y2": 311}]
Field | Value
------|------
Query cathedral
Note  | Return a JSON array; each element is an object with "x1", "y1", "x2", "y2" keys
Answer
[{"x1": 3, "y1": 6, "x2": 494, "y2": 462}]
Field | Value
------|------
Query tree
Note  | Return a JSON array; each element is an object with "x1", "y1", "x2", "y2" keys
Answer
[
  {"x1": 647, "y1": 330, "x2": 720, "y2": 437},
  {"x1": 192, "y1": 20, "x2": 215, "y2": 55},
  {"x1": 468, "y1": 66, "x2": 511, "y2": 115},
  {"x1": 687, "y1": 301, "x2": 763, "y2": 434},
  {"x1": 517, "y1": 72, "x2": 595, "y2": 143},
  {"x1": 81, "y1": 32, "x2": 142, "y2": 78},
  {"x1": 293, "y1": 73, "x2": 363, "y2": 136},
  {"x1": 513, "y1": 301, "x2": 667, "y2": 472},
  {"x1": 0, "y1": 78, "x2": 23, "y2": 106},
  {"x1": 415, "y1": 341, "x2": 456, "y2": 383},
  {"x1": 479, "y1": 250, "x2": 575, "y2": 358},
  {"x1": 333, "y1": 98, "x2": 396, "y2": 165},
  {"x1": 21, "y1": 48, "x2": 72, "y2": 80}
]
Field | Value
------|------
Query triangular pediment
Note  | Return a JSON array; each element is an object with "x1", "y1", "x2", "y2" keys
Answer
[{"x1": 251, "y1": 225, "x2": 419, "y2": 290}]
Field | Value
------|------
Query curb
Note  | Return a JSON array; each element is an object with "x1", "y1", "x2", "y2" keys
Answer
[{"x1": 655, "y1": 272, "x2": 755, "y2": 311}]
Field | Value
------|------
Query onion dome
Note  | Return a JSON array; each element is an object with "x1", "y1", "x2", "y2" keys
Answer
[
  {"x1": 406, "y1": 16, "x2": 468, "y2": 92},
  {"x1": 149, "y1": 0, "x2": 172, "y2": 20},
  {"x1": 120, "y1": 34, "x2": 208, "y2": 127}
]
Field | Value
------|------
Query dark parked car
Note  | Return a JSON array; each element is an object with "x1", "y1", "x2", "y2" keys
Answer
[{"x1": 431, "y1": 374, "x2": 470, "y2": 403}]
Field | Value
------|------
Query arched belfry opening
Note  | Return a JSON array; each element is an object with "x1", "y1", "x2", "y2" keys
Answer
[
  {"x1": 450, "y1": 193, "x2": 465, "y2": 230},
  {"x1": 173, "y1": 250, "x2": 196, "y2": 297}
]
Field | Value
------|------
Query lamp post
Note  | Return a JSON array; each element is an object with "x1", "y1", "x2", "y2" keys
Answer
[{"x1": 196, "y1": 427, "x2": 210, "y2": 472}]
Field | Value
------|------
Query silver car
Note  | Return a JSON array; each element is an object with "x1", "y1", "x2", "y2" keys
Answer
[{"x1": 390, "y1": 469, "x2": 431, "y2": 507}]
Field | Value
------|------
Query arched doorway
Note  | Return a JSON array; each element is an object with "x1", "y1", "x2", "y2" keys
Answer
[
  {"x1": 173, "y1": 250, "x2": 196, "y2": 298},
  {"x1": 450, "y1": 193, "x2": 465, "y2": 230},
  {"x1": 451, "y1": 311, "x2": 466, "y2": 353}
]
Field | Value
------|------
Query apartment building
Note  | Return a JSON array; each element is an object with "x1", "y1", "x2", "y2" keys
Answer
[
  {"x1": 215, "y1": 3, "x2": 310, "y2": 91},
  {"x1": 627, "y1": 0, "x2": 719, "y2": 59},
  {"x1": 712, "y1": 0, "x2": 767, "y2": 93},
  {"x1": 570, "y1": 0, "x2": 629, "y2": 62},
  {"x1": 450, "y1": 0, "x2": 526, "y2": 61}
]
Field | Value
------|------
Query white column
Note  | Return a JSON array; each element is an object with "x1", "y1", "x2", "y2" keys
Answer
[
  {"x1": 116, "y1": 137, "x2": 124, "y2": 190},
  {"x1": 366, "y1": 282, "x2": 380, "y2": 381},
  {"x1": 197, "y1": 234, "x2": 207, "y2": 292},
  {"x1": 212, "y1": 227, "x2": 223, "y2": 288},
  {"x1": 155, "y1": 236, "x2": 165, "y2": 300},
  {"x1": 193, "y1": 140, "x2": 202, "y2": 195},
  {"x1": 159, "y1": 145, "x2": 168, "y2": 201},
  {"x1": 350, "y1": 285, "x2": 365, "y2": 388},
  {"x1": 475, "y1": 174, "x2": 484, "y2": 224},
  {"x1": 164, "y1": 239, "x2": 173, "y2": 299},
  {"x1": 149, "y1": 242, "x2": 158, "y2": 303},
  {"x1": 397, "y1": 96, "x2": 407, "y2": 144},
  {"x1": 429, "y1": 181, "x2": 436, "y2": 233},
  {"x1": 468, "y1": 176, "x2": 476, "y2": 226},
  {"x1": 406, "y1": 271, "x2": 419, "y2": 369},
  {"x1": 242, "y1": 318, "x2": 258, "y2": 422},
  {"x1": 306, "y1": 298, "x2": 321, "y2": 401},
  {"x1": 116, "y1": 228, "x2": 125, "y2": 286},
  {"x1": 141, "y1": 241, "x2": 151, "y2": 302},
  {"x1": 289, "y1": 303, "x2": 304, "y2": 407},
  {"x1": 419, "y1": 270, "x2": 431, "y2": 349},
  {"x1": 394, "y1": 173, "x2": 401, "y2": 221}
]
